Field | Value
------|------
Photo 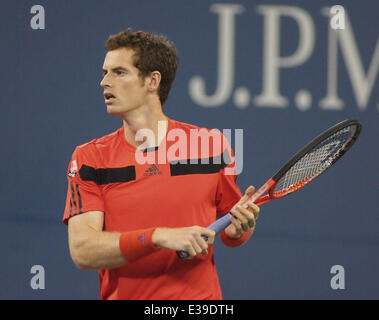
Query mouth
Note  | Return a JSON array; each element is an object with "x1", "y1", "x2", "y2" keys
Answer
[{"x1": 104, "y1": 92, "x2": 116, "y2": 103}]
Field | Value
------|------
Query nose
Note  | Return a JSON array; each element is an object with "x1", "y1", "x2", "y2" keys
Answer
[{"x1": 100, "y1": 73, "x2": 111, "y2": 88}]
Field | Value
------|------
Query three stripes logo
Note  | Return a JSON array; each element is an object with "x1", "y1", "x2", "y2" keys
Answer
[
  {"x1": 69, "y1": 181, "x2": 82, "y2": 217},
  {"x1": 144, "y1": 164, "x2": 162, "y2": 176}
]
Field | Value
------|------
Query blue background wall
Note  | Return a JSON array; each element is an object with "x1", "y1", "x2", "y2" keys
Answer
[{"x1": 0, "y1": 0, "x2": 377, "y2": 299}]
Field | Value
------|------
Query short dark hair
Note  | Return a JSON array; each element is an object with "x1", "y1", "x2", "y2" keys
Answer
[{"x1": 105, "y1": 28, "x2": 178, "y2": 106}]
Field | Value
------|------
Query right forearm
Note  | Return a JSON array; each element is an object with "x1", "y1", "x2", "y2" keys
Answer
[
  {"x1": 70, "y1": 225, "x2": 217, "y2": 269},
  {"x1": 70, "y1": 229, "x2": 126, "y2": 270}
]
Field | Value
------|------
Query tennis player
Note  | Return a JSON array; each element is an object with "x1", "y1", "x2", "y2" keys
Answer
[{"x1": 62, "y1": 28, "x2": 260, "y2": 300}]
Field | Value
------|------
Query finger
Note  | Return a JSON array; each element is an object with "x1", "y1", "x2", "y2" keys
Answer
[
  {"x1": 190, "y1": 238, "x2": 204, "y2": 256},
  {"x1": 195, "y1": 233, "x2": 209, "y2": 252},
  {"x1": 236, "y1": 206, "x2": 256, "y2": 229},
  {"x1": 230, "y1": 214, "x2": 244, "y2": 235},
  {"x1": 201, "y1": 228, "x2": 216, "y2": 244},
  {"x1": 245, "y1": 185, "x2": 255, "y2": 196},
  {"x1": 246, "y1": 202, "x2": 260, "y2": 219},
  {"x1": 240, "y1": 205, "x2": 258, "y2": 228},
  {"x1": 248, "y1": 216, "x2": 256, "y2": 229},
  {"x1": 199, "y1": 243, "x2": 209, "y2": 256},
  {"x1": 233, "y1": 207, "x2": 252, "y2": 232},
  {"x1": 184, "y1": 245, "x2": 197, "y2": 259}
]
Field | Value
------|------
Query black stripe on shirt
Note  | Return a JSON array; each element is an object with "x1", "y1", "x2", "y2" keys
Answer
[
  {"x1": 76, "y1": 184, "x2": 83, "y2": 214},
  {"x1": 79, "y1": 165, "x2": 136, "y2": 185},
  {"x1": 170, "y1": 149, "x2": 232, "y2": 176},
  {"x1": 70, "y1": 181, "x2": 77, "y2": 215},
  {"x1": 69, "y1": 198, "x2": 73, "y2": 217}
]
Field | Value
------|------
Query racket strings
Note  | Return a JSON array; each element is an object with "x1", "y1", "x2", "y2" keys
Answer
[{"x1": 274, "y1": 125, "x2": 356, "y2": 196}]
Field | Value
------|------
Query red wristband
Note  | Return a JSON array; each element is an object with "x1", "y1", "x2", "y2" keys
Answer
[
  {"x1": 220, "y1": 228, "x2": 252, "y2": 248},
  {"x1": 119, "y1": 228, "x2": 159, "y2": 263}
]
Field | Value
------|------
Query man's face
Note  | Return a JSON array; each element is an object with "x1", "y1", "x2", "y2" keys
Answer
[{"x1": 100, "y1": 48, "x2": 149, "y2": 116}]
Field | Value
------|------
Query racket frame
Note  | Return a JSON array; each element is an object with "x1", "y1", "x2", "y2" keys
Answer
[{"x1": 177, "y1": 119, "x2": 362, "y2": 259}]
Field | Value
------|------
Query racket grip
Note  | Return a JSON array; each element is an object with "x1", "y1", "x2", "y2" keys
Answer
[
  {"x1": 207, "y1": 213, "x2": 232, "y2": 233},
  {"x1": 176, "y1": 213, "x2": 232, "y2": 259}
]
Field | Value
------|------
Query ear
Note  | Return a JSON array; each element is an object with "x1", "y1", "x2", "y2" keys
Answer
[{"x1": 147, "y1": 71, "x2": 161, "y2": 92}]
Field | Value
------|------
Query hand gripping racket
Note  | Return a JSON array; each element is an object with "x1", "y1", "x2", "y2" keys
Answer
[{"x1": 178, "y1": 119, "x2": 362, "y2": 259}]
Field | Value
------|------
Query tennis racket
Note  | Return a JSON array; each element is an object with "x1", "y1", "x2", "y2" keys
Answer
[{"x1": 178, "y1": 119, "x2": 362, "y2": 259}]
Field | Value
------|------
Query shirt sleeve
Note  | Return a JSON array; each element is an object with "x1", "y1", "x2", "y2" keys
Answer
[
  {"x1": 62, "y1": 146, "x2": 105, "y2": 225},
  {"x1": 215, "y1": 135, "x2": 243, "y2": 216}
]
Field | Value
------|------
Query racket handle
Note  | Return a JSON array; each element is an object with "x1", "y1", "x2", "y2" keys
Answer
[
  {"x1": 177, "y1": 213, "x2": 232, "y2": 259},
  {"x1": 207, "y1": 213, "x2": 232, "y2": 233}
]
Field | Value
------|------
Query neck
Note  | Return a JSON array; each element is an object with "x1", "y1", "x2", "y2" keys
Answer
[{"x1": 122, "y1": 106, "x2": 168, "y2": 149}]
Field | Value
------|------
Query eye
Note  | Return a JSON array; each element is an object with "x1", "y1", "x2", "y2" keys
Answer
[{"x1": 115, "y1": 70, "x2": 126, "y2": 76}]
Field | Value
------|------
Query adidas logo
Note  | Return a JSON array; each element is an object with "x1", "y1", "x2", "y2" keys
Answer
[
  {"x1": 138, "y1": 234, "x2": 146, "y2": 244},
  {"x1": 144, "y1": 164, "x2": 162, "y2": 176}
]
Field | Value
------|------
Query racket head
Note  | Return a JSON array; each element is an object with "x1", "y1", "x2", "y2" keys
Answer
[{"x1": 269, "y1": 119, "x2": 362, "y2": 200}]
